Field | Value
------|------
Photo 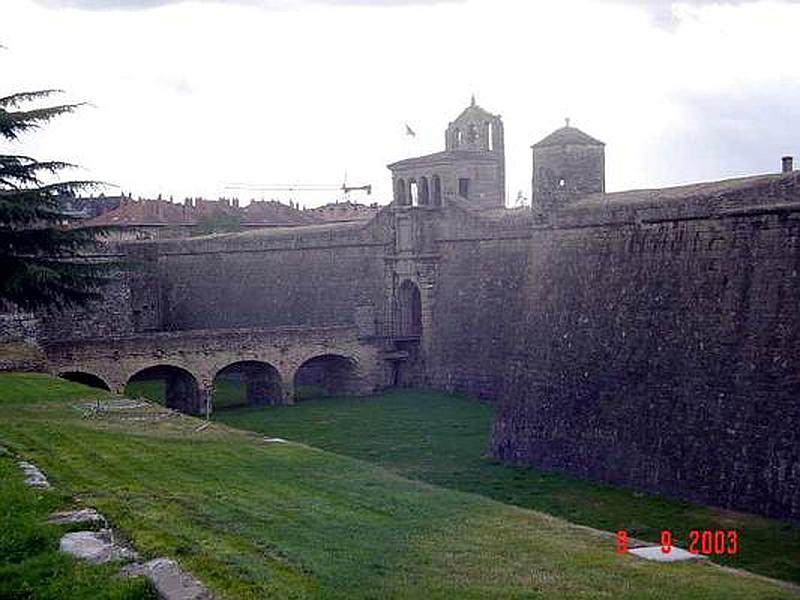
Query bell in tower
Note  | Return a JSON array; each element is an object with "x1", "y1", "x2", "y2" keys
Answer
[{"x1": 446, "y1": 94, "x2": 505, "y2": 154}]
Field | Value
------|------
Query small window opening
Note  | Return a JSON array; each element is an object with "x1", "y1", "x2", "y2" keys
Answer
[
  {"x1": 419, "y1": 177, "x2": 429, "y2": 205},
  {"x1": 558, "y1": 178, "x2": 566, "y2": 188},
  {"x1": 432, "y1": 174, "x2": 442, "y2": 206},
  {"x1": 409, "y1": 180, "x2": 419, "y2": 206},
  {"x1": 396, "y1": 179, "x2": 407, "y2": 205},
  {"x1": 458, "y1": 177, "x2": 470, "y2": 199},
  {"x1": 487, "y1": 121, "x2": 494, "y2": 151}
]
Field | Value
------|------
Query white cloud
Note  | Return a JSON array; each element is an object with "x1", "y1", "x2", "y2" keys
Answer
[{"x1": 3, "y1": 0, "x2": 800, "y2": 205}]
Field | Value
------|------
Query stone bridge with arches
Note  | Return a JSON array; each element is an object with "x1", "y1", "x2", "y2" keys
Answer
[{"x1": 44, "y1": 324, "x2": 392, "y2": 415}]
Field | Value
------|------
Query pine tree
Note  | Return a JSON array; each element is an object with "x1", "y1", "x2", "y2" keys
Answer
[{"x1": 0, "y1": 89, "x2": 115, "y2": 311}]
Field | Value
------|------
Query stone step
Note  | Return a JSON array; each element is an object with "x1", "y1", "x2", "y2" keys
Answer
[
  {"x1": 59, "y1": 529, "x2": 138, "y2": 564},
  {"x1": 122, "y1": 558, "x2": 213, "y2": 600},
  {"x1": 18, "y1": 461, "x2": 50, "y2": 489},
  {"x1": 48, "y1": 508, "x2": 105, "y2": 526},
  {"x1": 628, "y1": 546, "x2": 708, "y2": 563}
]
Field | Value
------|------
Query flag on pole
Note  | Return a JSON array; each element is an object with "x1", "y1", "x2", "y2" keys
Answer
[{"x1": 405, "y1": 123, "x2": 416, "y2": 137}]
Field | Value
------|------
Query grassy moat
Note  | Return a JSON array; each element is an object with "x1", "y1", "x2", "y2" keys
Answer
[{"x1": 1, "y1": 373, "x2": 799, "y2": 599}]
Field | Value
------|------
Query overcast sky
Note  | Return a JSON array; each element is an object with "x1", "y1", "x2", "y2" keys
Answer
[{"x1": 2, "y1": 0, "x2": 800, "y2": 207}]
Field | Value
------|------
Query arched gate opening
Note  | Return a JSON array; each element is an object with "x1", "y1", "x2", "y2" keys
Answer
[{"x1": 396, "y1": 279, "x2": 422, "y2": 337}]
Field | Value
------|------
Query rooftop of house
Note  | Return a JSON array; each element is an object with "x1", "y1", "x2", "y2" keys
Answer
[{"x1": 80, "y1": 197, "x2": 381, "y2": 229}]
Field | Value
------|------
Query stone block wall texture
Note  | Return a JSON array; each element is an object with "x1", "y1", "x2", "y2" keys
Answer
[
  {"x1": 426, "y1": 210, "x2": 531, "y2": 400},
  {"x1": 0, "y1": 307, "x2": 40, "y2": 344},
  {"x1": 38, "y1": 219, "x2": 393, "y2": 339},
  {"x1": 532, "y1": 144, "x2": 604, "y2": 209},
  {"x1": 0, "y1": 305, "x2": 45, "y2": 372},
  {"x1": 37, "y1": 273, "x2": 135, "y2": 342},
  {"x1": 489, "y1": 202, "x2": 800, "y2": 522},
  {"x1": 159, "y1": 242, "x2": 385, "y2": 331}
]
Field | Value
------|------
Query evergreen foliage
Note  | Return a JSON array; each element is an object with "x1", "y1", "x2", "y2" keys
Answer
[
  {"x1": 194, "y1": 209, "x2": 243, "y2": 235},
  {"x1": 0, "y1": 89, "x2": 115, "y2": 311}
]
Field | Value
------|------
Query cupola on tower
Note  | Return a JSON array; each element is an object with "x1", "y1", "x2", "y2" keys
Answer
[
  {"x1": 531, "y1": 120, "x2": 605, "y2": 213},
  {"x1": 388, "y1": 96, "x2": 506, "y2": 210}
]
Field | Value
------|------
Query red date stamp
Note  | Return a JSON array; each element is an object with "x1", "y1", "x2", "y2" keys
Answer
[{"x1": 616, "y1": 530, "x2": 739, "y2": 555}]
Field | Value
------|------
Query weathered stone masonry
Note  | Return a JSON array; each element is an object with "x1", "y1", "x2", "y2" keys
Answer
[
  {"x1": 36, "y1": 99, "x2": 800, "y2": 523},
  {"x1": 492, "y1": 179, "x2": 800, "y2": 522}
]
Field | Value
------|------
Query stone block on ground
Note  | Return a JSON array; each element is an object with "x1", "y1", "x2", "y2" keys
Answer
[
  {"x1": 122, "y1": 557, "x2": 213, "y2": 600},
  {"x1": 18, "y1": 460, "x2": 50, "y2": 489},
  {"x1": 59, "y1": 530, "x2": 137, "y2": 564},
  {"x1": 48, "y1": 508, "x2": 105, "y2": 526},
  {"x1": 628, "y1": 546, "x2": 706, "y2": 563}
]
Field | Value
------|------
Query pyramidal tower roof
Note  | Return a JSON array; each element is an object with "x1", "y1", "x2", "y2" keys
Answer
[
  {"x1": 532, "y1": 121, "x2": 604, "y2": 149},
  {"x1": 451, "y1": 94, "x2": 497, "y2": 123}
]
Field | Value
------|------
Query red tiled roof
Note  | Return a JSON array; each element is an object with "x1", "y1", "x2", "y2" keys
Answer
[
  {"x1": 243, "y1": 200, "x2": 320, "y2": 226},
  {"x1": 81, "y1": 200, "x2": 194, "y2": 227},
  {"x1": 80, "y1": 198, "x2": 380, "y2": 229}
]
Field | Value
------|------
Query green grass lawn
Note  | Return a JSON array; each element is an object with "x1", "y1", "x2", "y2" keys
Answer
[
  {"x1": 214, "y1": 390, "x2": 800, "y2": 586},
  {"x1": 126, "y1": 377, "x2": 247, "y2": 410},
  {"x1": 0, "y1": 455, "x2": 156, "y2": 600},
  {"x1": 0, "y1": 375, "x2": 156, "y2": 599},
  {"x1": 1, "y1": 373, "x2": 798, "y2": 599}
]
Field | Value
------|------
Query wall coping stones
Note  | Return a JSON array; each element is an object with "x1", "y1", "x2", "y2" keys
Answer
[{"x1": 44, "y1": 323, "x2": 359, "y2": 351}]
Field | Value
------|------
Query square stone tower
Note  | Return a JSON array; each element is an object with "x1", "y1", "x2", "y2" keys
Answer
[{"x1": 531, "y1": 121, "x2": 605, "y2": 213}]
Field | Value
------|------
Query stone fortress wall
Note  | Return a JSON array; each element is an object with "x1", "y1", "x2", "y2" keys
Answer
[
  {"x1": 37, "y1": 100, "x2": 800, "y2": 523},
  {"x1": 493, "y1": 177, "x2": 800, "y2": 523}
]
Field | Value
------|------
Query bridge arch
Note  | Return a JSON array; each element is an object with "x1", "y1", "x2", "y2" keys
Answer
[
  {"x1": 293, "y1": 353, "x2": 360, "y2": 401},
  {"x1": 212, "y1": 360, "x2": 283, "y2": 410},
  {"x1": 125, "y1": 364, "x2": 205, "y2": 416},
  {"x1": 59, "y1": 371, "x2": 111, "y2": 391}
]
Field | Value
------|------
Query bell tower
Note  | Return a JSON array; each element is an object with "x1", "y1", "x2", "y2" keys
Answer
[
  {"x1": 445, "y1": 94, "x2": 505, "y2": 155},
  {"x1": 388, "y1": 96, "x2": 506, "y2": 210}
]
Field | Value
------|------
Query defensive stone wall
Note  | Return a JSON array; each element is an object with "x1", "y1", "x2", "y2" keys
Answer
[
  {"x1": 425, "y1": 205, "x2": 532, "y2": 399},
  {"x1": 34, "y1": 170, "x2": 800, "y2": 522},
  {"x1": 38, "y1": 271, "x2": 135, "y2": 342},
  {"x1": 158, "y1": 226, "x2": 384, "y2": 330},
  {"x1": 38, "y1": 215, "x2": 394, "y2": 340},
  {"x1": 490, "y1": 173, "x2": 800, "y2": 522},
  {"x1": 147, "y1": 219, "x2": 390, "y2": 332}
]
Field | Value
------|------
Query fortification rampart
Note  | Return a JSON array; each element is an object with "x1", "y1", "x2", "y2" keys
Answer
[
  {"x1": 31, "y1": 166, "x2": 800, "y2": 521},
  {"x1": 488, "y1": 174, "x2": 800, "y2": 522}
]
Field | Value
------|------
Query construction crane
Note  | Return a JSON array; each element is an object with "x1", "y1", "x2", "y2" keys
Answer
[{"x1": 224, "y1": 181, "x2": 371, "y2": 196}]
